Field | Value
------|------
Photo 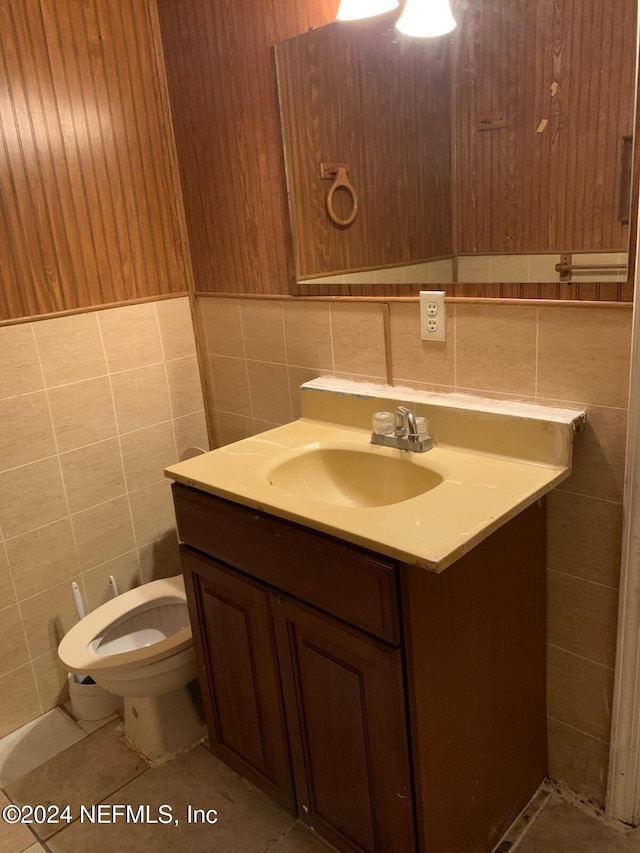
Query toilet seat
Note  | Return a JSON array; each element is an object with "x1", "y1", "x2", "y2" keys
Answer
[
  {"x1": 92, "y1": 598, "x2": 189, "y2": 656},
  {"x1": 58, "y1": 576, "x2": 192, "y2": 675}
]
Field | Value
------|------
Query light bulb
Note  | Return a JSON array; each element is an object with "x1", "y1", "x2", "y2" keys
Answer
[
  {"x1": 336, "y1": 0, "x2": 399, "y2": 22},
  {"x1": 395, "y1": 0, "x2": 456, "y2": 37}
]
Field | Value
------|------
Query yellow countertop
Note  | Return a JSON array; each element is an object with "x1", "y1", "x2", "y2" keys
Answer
[{"x1": 165, "y1": 379, "x2": 586, "y2": 571}]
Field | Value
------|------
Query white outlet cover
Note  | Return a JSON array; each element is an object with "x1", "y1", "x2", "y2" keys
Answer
[{"x1": 420, "y1": 291, "x2": 446, "y2": 341}]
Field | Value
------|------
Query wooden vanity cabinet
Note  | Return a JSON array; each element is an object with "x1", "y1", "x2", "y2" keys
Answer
[
  {"x1": 172, "y1": 482, "x2": 547, "y2": 853},
  {"x1": 180, "y1": 548, "x2": 296, "y2": 813},
  {"x1": 174, "y1": 483, "x2": 414, "y2": 851},
  {"x1": 270, "y1": 594, "x2": 414, "y2": 853}
]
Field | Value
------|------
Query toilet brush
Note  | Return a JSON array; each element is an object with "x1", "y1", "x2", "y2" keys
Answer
[
  {"x1": 70, "y1": 582, "x2": 94, "y2": 686},
  {"x1": 72, "y1": 581, "x2": 85, "y2": 618},
  {"x1": 64, "y1": 582, "x2": 124, "y2": 722},
  {"x1": 68, "y1": 577, "x2": 120, "y2": 683}
]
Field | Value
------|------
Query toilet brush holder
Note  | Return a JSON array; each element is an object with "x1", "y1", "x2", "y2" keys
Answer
[{"x1": 67, "y1": 673, "x2": 123, "y2": 722}]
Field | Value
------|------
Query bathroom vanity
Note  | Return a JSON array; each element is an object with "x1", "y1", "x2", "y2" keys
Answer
[{"x1": 166, "y1": 378, "x2": 586, "y2": 853}]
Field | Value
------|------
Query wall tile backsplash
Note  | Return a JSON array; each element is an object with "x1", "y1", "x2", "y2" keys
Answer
[
  {"x1": 198, "y1": 294, "x2": 632, "y2": 805},
  {"x1": 0, "y1": 296, "x2": 207, "y2": 737}
]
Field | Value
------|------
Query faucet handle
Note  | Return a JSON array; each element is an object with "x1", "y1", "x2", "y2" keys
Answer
[
  {"x1": 415, "y1": 416, "x2": 430, "y2": 439},
  {"x1": 372, "y1": 412, "x2": 394, "y2": 435}
]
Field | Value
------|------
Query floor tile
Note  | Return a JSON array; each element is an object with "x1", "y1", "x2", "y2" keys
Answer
[
  {"x1": 4, "y1": 712, "x2": 640, "y2": 853},
  {"x1": 5, "y1": 722, "x2": 146, "y2": 840},
  {"x1": 0, "y1": 790, "x2": 36, "y2": 852},
  {"x1": 47, "y1": 744, "x2": 295, "y2": 853},
  {"x1": 515, "y1": 797, "x2": 640, "y2": 852},
  {"x1": 0, "y1": 710, "x2": 85, "y2": 787}
]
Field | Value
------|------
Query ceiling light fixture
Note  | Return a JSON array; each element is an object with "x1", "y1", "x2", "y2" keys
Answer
[{"x1": 395, "y1": 0, "x2": 457, "y2": 38}]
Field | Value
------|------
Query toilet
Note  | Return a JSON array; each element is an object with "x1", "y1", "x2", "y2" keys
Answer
[{"x1": 58, "y1": 575, "x2": 205, "y2": 764}]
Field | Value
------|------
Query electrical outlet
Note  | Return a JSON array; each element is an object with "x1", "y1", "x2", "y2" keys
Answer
[{"x1": 420, "y1": 291, "x2": 446, "y2": 341}]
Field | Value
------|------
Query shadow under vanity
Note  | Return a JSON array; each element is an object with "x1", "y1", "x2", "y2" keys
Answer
[{"x1": 166, "y1": 379, "x2": 586, "y2": 853}]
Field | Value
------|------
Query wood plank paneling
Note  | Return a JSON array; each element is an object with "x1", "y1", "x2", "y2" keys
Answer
[
  {"x1": 156, "y1": 0, "x2": 337, "y2": 296},
  {"x1": 276, "y1": 20, "x2": 452, "y2": 280},
  {"x1": 454, "y1": 0, "x2": 636, "y2": 257},
  {"x1": 0, "y1": 0, "x2": 187, "y2": 321}
]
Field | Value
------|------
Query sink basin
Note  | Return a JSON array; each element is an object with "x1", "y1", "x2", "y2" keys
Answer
[
  {"x1": 165, "y1": 378, "x2": 586, "y2": 569},
  {"x1": 266, "y1": 445, "x2": 444, "y2": 508}
]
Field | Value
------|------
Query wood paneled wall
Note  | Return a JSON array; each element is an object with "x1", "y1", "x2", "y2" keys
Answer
[
  {"x1": 0, "y1": 0, "x2": 187, "y2": 321},
  {"x1": 276, "y1": 20, "x2": 452, "y2": 280},
  {"x1": 156, "y1": 0, "x2": 337, "y2": 296},
  {"x1": 454, "y1": 0, "x2": 636, "y2": 256}
]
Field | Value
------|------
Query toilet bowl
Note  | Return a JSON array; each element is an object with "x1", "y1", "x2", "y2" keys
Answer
[{"x1": 58, "y1": 576, "x2": 205, "y2": 763}]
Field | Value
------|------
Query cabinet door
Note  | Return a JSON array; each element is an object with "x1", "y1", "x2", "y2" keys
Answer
[
  {"x1": 271, "y1": 594, "x2": 415, "y2": 853},
  {"x1": 181, "y1": 548, "x2": 295, "y2": 813}
]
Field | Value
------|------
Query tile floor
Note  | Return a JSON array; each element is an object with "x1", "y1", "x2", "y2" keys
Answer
[{"x1": 1, "y1": 708, "x2": 640, "y2": 853}]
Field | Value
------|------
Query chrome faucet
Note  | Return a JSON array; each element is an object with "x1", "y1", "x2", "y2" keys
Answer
[
  {"x1": 395, "y1": 406, "x2": 417, "y2": 439},
  {"x1": 370, "y1": 406, "x2": 432, "y2": 452}
]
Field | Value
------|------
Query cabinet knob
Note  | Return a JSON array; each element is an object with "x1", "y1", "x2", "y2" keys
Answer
[{"x1": 302, "y1": 804, "x2": 309, "y2": 813}]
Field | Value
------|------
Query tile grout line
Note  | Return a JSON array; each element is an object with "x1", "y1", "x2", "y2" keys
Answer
[
  {"x1": 453, "y1": 303, "x2": 458, "y2": 391},
  {"x1": 553, "y1": 486, "x2": 623, "y2": 506},
  {"x1": 547, "y1": 713, "x2": 610, "y2": 746},
  {"x1": 0, "y1": 408, "x2": 207, "y2": 480},
  {"x1": 151, "y1": 302, "x2": 184, "y2": 582},
  {"x1": 0, "y1": 658, "x2": 44, "y2": 683},
  {"x1": 6, "y1": 537, "x2": 170, "y2": 610},
  {"x1": 2, "y1": 484, "x2": 166, "y2": 550},
  {"x1": 0, "y1": 354, "x2": 201, "y2": 405},
  {"x1": 382, "y1": 302, "x2": 394, "y2": 385},
  {"x1": 278, "y1": 301, "x2": 296, "y2": 423},
  {"x1": 327, "y1": 303, "x2": 337, "y2": 380},
  {"x1": 185, "y1": 301, "x2": 217, "y2": 450},
  {"x1": 236, "y1": 302, "x2": 257, "y2": 435},
  {"x1": 94, "y1": 313, "x2": 143, "y2": 585},
  {"x1": 20, "y1": 324, "x2": 83, "y2": 713},
  {"x1": 547, "y1": 565, "x2": 620, "y2": 593},
  {"x1": 547, "y1": 642, "x2": 616, "y2": 670},
  {"x1": 534, "y1": 306, "x2": 540, "y2": 402},
  {"x1": 153, "y1": 301, "x2": 180, "y2": 466}
]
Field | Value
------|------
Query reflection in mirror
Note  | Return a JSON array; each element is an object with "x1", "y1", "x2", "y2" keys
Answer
[{"x1": 275, "y1": 0, "x2": 637, "y2": 288}]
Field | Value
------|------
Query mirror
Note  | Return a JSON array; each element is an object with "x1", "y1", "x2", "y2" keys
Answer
[{"x1": 275, "y1": 0, "x2": 636, "y2": 287}]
